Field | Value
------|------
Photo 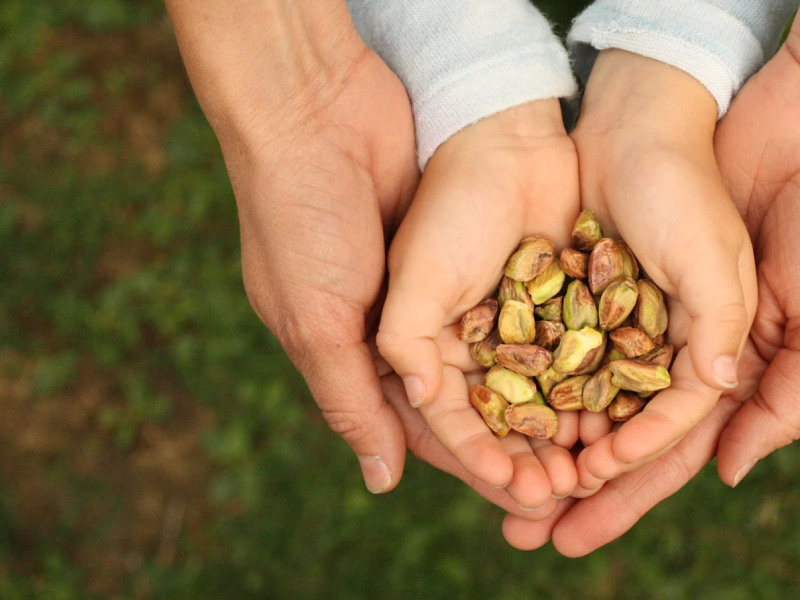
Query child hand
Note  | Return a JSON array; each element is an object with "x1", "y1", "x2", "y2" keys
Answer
[
  {"x1": 569, "y1": 50, "x2": 758, "y2": 489},
  {"x1": 376, "y1": 100, "x2": 581, "y2": 497}
]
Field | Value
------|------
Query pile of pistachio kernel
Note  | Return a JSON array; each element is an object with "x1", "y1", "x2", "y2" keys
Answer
[{"x1": 460, "y1": 209, "x2": 673, "y2": 440}]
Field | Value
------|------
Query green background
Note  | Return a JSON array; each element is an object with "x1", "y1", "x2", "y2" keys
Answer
[{"x1": 1, "y1": 1, "x2": 799, "y2": 598}]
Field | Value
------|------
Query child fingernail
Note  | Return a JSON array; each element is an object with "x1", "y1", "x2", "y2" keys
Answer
[
  {"x1": 712, "y1": 355, "x2": 738, "y2": 389},
  {"x1": 403, "y1": 375, "x2": 425, "y2": 407}
]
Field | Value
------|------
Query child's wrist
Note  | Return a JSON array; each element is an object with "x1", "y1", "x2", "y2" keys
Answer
[
  {"x1": 577, "y1": 49, "x2": 718, "y2": 148},
  {"x1": 433, "y1": 99, "x2": 569, "y2": 166}
]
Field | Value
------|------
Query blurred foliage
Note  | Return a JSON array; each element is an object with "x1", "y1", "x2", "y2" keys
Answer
[{"x1": 1, "y1": 0, "x2": 799, "y2": 598}]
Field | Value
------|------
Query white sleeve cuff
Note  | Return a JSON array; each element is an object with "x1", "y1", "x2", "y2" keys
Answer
[
  {"x1": 568, "y1": 0, "x2": 799, "y2": 116},
  {"x1": 349, "y1": 0, "x2": 577, "y2": 169},
  {"x1": 413, "y1": 44, "x2": 576, "y2": 166}
]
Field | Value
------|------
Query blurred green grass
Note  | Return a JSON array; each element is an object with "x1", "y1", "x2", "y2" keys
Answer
[{"x1": 1, "y1": 1, "x2": 800, "y2": 598}]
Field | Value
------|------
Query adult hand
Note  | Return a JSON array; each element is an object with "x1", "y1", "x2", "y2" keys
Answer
[
  {"x1": 166, "y1": 0, "x2": 418, "y2": 493},
  {"x1": 568, "y1": 50, "x2": 757, "y2": 490},
  {"x1": 502, "y1": 15, "x2": 800, "y2": 555},
  {"x1": 375, "y1": 99, "x2": 582, "y2": 499},
  {"x1": 713, "y1": 12, "x2": 800, "y2": 487}
]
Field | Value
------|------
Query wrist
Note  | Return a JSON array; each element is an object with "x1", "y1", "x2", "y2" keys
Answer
[
  {"x1": 167, "y1": 0, "x2": 364, "y2": 140},
  {"x1": 437, "y1": 99, "x2": 568, "y2": 158},
  {"x1": 576, "y1": 50, "x2": 718, "y2": 148}
]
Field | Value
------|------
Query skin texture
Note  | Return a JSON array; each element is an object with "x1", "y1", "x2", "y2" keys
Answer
[
  {"x1": 166, "y1": 0, "x2": 578, "y2": 507},
  {"x1": 167, "y1": 0, "x2": 782, "y2": 542},
  {"x1": 712, "y1": 14, "x2": 800, "y2": 487},
  {"x1": 502, "y1": 14, "x2": 800, "y2": 556},
  {"x1": 567, "y1": 50, "x2": 758, "y2": 489},
  {"x1": 166, "y1": 0, "x2": 418, "y2": 494},
  {"x1": 376, "y1": 98, "x2": 581, "y2": 496}
]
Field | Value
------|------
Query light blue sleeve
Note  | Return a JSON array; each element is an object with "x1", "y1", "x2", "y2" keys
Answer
[
  {"x1": 347, "y1": 0, "x2": 578, "y2": 169},
  {"x1": 568, "y1": 0, "x2": 800, "y2": 116}
]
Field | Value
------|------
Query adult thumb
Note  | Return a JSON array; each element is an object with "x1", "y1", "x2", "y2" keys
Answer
[{"x1": 296, "y1": 337, "x2": 407, "y2": 493}]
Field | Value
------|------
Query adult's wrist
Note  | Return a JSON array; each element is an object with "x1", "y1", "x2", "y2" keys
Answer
[{"x1": 167, "y1": 0, "x2": 364, "y2": 140}]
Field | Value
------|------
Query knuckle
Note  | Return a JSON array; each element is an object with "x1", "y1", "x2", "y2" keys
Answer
[
  {"x1": 321, "y1": 397, "x2": 392, "y2": 450},
  {"x1": 408, "y1": 425, "x2": 438, "y2": 462},
  {"x1": 603, "y1": 483, "x2": 647, "y2": 525},
  {"x1": 751, "y1": 394, "x2": 800, "y2": 448},
  {"x1": 261, "y1": 304, "x2": 318, "y2": 366},
  {"x1": 247, "y1": 291, "x2": 349, "y2": 371},
  {"x1": 275, "y1": 311, "x2": 319, "y2": 350},
  {"x1": 375, "y1": 328, "x2": 408, "y2": 359},
  {"x1": 322, "y1": 406, "x2": 374, "y2": 446},
  {"x1": 709, "y1": 303, "x2": 750, "y2": 334},
  {"x1": 660, "y1": 445, "x2": 697, "y2": 484}
]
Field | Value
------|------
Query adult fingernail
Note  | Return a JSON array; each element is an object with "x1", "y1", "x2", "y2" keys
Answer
[
  {"x1": 358, "y1": 455, "x2": 392, "y2": 494},
  {"x1": 520, "y1": 503, "x2": 546, "y2": 512},
  {"x1": 733, "y1": 459, "x2": 757, "y2": 488},
  {"x1": 403, "y1": 375, "x2": 425, "y2": 407},
  {"x1": 712, "y1": 355, "x2": 738, "y2": 389},
  {"x1": 551, "y1": 493, "x2": 569, "y2": 500},
  {"x1": 492, "y1": 480, "x2": 511, "y2": 490}
]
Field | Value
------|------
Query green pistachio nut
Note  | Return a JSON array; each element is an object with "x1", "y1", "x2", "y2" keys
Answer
[
  {"x1": 498, "y1": 275, "x2": 534, "y2": 309},
  {"x1": 535, "y1": 320, "x2": 564, "y2": 351},
  {"x1": 563, "y1": 280, "x2": 598, "y2": 331},
  {"x1": 470, "y1": 329, "x2": 502, "y2": 368},
  {"x1": 635, "y1": 280, "x2": 668, "y2": 338},
  {"x1": 505, "y1": 403, "x2": 559, "y2": 439},
  {"x1": 571, "y1": 333, "x2": 607, "y2": 376},
  {"x1": 457, "y1": 299, "x2": 498, "y2": 343},
  {"x1": 588, "y1": 238, "x2": 625, "y2": 295},
  {"x1": 498, "y1": 299, "x2": 536, "y2": 345},
  {"x1": 608, "y1": 360, "x2": 671, "y2": 394},
  {"x1": 552, "y1": 327, "x2": 604, "y2": 374},
  {"x1": 505, "y1": 236, "x2": 556, "y2": 282},
  {"x1": 618, "y1": 240, "x2": 640, "y2": 279},
  {"x1": 535, "y1": 296, "x2": 563, "y2": 322},
  {"x1": 607, "y1": 391, "x2": 647, "y2": 422},
  {"x1": 484, "y1": 367, "x2": 538, "y2": 404},
  {"x1": 638, "y1": 344, "x2": 674, "y2": 369},
  {"x1": 547, "y1": 375, "x2": 590, "y2": 411},
  {"x1": 572, "y1": 209, "x2": 603, "y2": 252},
  {"x1": 582, "y1": 367, "x2": 620, "y2": 413},
  {"x1": 496, "y1": 344, "x2": 553, "y2": 377},
  {"x1": 469, "y1": 385, "x2": 510, "y2": 436},
  {"x1": 609, "y1": 327, "x2": 656, "y2": 358},
  {"x1": 536, "y1": 366, "x2": 567, "y2": 398},
  {"x1": 525, "y1": 260, "x2": 566, "y2": 305},
  {"x1": 560, "y1": 248, "x2": 589, "y2": 279},
  {"x1": 598, "y1": 276, "x2": 638, "y2": 330}
]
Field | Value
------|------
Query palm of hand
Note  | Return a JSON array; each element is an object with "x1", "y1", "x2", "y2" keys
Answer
[
  {"x1": 422, "y1": 122, "x2": 582, "y2": 319},
  {"x1": 237, "y1": 49, "x2": 417, "y2": 344},
  {"x1": 712, "y1": 46, "x2": 800, "y2": 481},
  {"x1": 225, "y1": 46, "x2": 419, "y2": 490},
  {"x1": 500, "y1": 38, "x2": 799, "y2": 557},
  {"x1": 376, "y1": 100, "x2": 583, "y2": 506}
]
